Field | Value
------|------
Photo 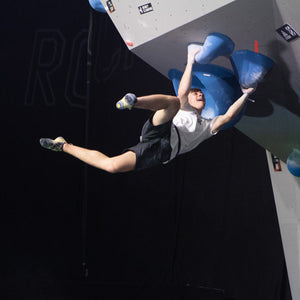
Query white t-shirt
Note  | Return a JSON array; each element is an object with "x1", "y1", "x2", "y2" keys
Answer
[{"x1": 169, "y1": 106, "x2": 217, "y2": 160}]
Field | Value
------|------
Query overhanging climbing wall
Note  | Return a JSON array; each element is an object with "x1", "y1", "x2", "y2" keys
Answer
[
  {"x1": 101, "y1": 0, "x2": 234, "y2": 49},
  {"x1": 99, "y1": 0, "x2": 300, "y2": 174}
]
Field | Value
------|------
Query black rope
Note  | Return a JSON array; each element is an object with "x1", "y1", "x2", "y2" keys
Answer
[
  {"x1": 81, "y1": 7, "x2": 94, "y2": 279},
  {"x1": 170, "y1": 155, "x2": 187, "y2": 284}
]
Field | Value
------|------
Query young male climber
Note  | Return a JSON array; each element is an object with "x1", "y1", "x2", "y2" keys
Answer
[{"x1": 40, "y1": 48, "x2": 255, "y2": 173}]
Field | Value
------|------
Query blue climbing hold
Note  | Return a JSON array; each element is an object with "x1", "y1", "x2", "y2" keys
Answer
[
  {"x1": 195, "y1": 32, "x2": 235, "y2": 64},
  {"x1": 287, "y1": 149, "x2": 300, "y2": 177},
  {"x1": 89, "y1": 0, "x2": 106, "y2": 13},
  {"x1": 230, "y1": 50, "x2": 274, "y2": 88},
  {"x1": 168, "y1": 64, "x2": 244, "y2": 129}
]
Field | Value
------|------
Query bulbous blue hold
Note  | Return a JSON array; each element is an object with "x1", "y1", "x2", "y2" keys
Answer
[
  {"x1": 287, "y1": 149, "x2": 300, "y2": 177},
  {"x1": 195, "y1": 32, "x2": 235, "y2": 64},
  {"x1": 168, "y1": 64, "x2": 244, "y2": 129},
  {"x1": 193, "y1": 64, "x2": 244, "y2": 128},
  {"x1": 230, "y1": 50, "x2": 274, "y2": 88},
  {"x1": 89, "y1": 0, "x2": 106, "y2": 13}
]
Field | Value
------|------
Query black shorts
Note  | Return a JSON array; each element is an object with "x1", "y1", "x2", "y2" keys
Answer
[{"x1": 126, "y1": 116, "x2": 173, "y2": 171}]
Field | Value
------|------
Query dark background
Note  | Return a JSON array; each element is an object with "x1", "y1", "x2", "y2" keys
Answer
[{"x1": 1, "y1": 1, "x2": 291, "y2": 299}]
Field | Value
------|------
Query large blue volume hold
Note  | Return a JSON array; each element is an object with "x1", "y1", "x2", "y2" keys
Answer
[
  {"x1": 230, "y1": 50, "x2": 274, "y2": 88},
  {"x1": 168, "y1": 64, "x2": 244, "y2": 130}
]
